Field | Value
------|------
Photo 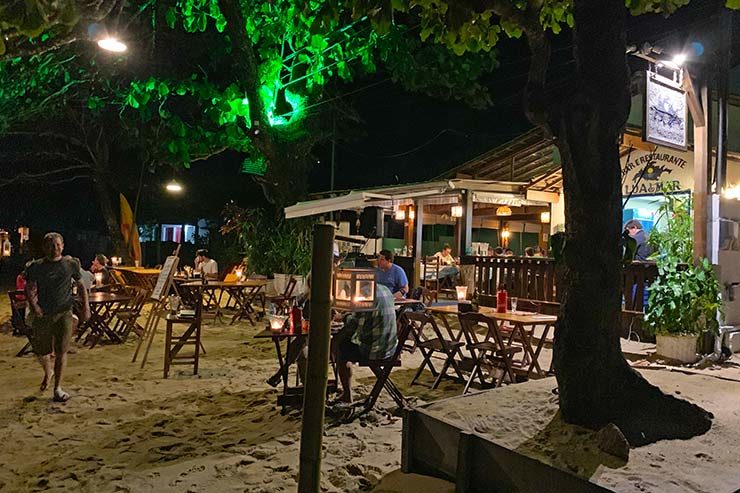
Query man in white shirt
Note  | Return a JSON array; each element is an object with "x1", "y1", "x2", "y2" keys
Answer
[{"x1": 194, "y1": 249, "x2": 219, "y2": 279}]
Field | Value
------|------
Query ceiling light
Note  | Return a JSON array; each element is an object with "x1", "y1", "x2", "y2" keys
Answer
[
  {"x1": 395, "y1": 209, "x2": 406, "y2": 221},
  {"x1": 451, "y1": 206, "x2": 463, "y2": 218},
  {"x1": 540, "y1": 211, "x2": 551, "y2": 224},
  {"x1": 97, "y1": 37, "x2": 127, "y2": 52},
  {"x1": 496, "y1": 206, "x2": 512, "y2": 217}
]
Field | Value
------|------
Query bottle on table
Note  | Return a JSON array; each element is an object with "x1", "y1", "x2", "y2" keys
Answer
[
  {"x1": 290, "y1": 298, "x2": 303, "y2": 334},
  {"x1": 496, "y1": 284, "x2": 508, "y2": 313}
]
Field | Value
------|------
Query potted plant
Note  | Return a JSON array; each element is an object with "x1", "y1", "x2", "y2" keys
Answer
[
  {"x1": 644, "y1": 192, "x2": 722, "y2": 363},
  {"x1": 645, "y1": 257, "x2": 722, "y2": 363}
]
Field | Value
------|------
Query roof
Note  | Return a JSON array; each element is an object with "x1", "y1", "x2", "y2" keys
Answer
[
  {"x1": 284, "y1": 179, "x2": 534, "y2": 219},
  {"x1": 439, "y1": 128, "x2": 561, "y2": 184}
]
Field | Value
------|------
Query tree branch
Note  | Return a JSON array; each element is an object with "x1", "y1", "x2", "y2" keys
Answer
[{"x1": 0, "y1": 165, "x2": 91, "y2": 189}]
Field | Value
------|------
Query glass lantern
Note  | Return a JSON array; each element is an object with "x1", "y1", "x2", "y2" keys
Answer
[{"x1": 334, "y1": 268, "x2": 376, "y2": 311}]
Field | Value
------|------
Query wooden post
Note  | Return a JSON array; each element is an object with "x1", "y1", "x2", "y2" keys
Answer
[
  {"x1": 298, "y1": 224, "x2": 334, "y2": 493},
  {"x1": 693, "y1": 78, "x2": 710, "y2": 262},
  {"x1": 412, "y1": 200, "x2": 424, "y2": 289}
]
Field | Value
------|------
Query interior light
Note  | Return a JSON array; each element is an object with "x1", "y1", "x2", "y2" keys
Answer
[
  {"x1": 451, "y1": 206, "x2": 463, "y2": 218},
  {"x1": 97, "y1": 37, "x2": 127, "y2": 52},
  {"x1": 540, "y1": 211, "x2": 551, "y2": 224},
  {"x1": 395, "y1": 209, "x2": 406, "y2": 221}
]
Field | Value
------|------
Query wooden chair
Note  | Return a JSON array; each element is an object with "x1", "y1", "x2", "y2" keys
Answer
[
  {"x1": 164, "y1": 285, "x2": 203, "y2": 378},
  {"x1": 9, "y1": 290, "x2": 33, "y2": 357},
  {"x1": 458, "y1": 312, "x2": 522, "y2": 394},
  {"x1": 352, "y1": 314, "x2": 415, "y2": 416},
  {"x1": 422, "y1": 257, "x2": 441, "y2": 303},
  {"x1": 112, "y1": 286, "x2": 149, "y2": 341},
  {"x1": 406, "y1": 311, "x2": 465, "y2": 389},
  {"x1": 265, "y1": 276, "x2": 298, "y2": 313}
]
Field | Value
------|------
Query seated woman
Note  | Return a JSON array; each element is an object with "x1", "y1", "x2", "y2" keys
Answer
[{"x1": 434, "y1": 244, "x2": 459, "y2": 282}]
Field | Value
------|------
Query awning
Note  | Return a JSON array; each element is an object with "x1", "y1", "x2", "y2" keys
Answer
[
  {"x1": 472, "y1": 191, "x2": 550, "y2": 207},
  {"x1": 284, "y1": 179, "x2": 530, "y2": 219}
]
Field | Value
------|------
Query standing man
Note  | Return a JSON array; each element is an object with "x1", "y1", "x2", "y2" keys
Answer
[
  {"x1": 624, "y1": 220, "x2": 652, "y2": 261},
  {"x1": 375, "y1": 249, "x2": 409, "y2": 299},
  {"x1": 25, "y1": 232, "x2": 90, "y2": 402},
  {"x1": 194, "y1": 249, "x2": 219, "y2": 279}
]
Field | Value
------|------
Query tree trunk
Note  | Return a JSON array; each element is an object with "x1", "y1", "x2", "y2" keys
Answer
[{"x1": 551, "y1": 0, "x2": 711, "y2": 446}]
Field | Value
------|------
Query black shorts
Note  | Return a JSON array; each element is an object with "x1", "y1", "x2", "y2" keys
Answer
[{"x1": 338, "y1": 338, "x2": 363, "y2": 362}]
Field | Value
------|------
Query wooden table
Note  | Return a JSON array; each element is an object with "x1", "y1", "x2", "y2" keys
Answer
[
  {"x1": 255, "y1": 323, "x2": 340, "y2": 413},
  {"x1": 426, "y1": 304, "x2": 556, "y2": 378},
  {"x1": 112, "y1": 267, "x2": 160, "y2": 289},
  {"x1": 77, "y1": 291, "x2": 133, "y2": 348},
  {"x1": 181, "y1": 280, "x2": 267, "y2": 325}
]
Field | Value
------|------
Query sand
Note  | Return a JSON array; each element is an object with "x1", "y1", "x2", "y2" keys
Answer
[
  {"x1": 0, "y1": 301, "x2": 458, "y2": 492},
  {"x1": 2, "y1": 296, "x2": 739, "y2": 492},
  {"x1": 422, "y1": 370, "x2": 740, "y2": 492}
]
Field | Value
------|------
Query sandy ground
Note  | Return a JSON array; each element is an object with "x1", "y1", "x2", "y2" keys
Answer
[
  {"x1": 0, "y1": 299, "x2": 460, "y2": 493},
  {"x1": 422, "y1": 370, "x2": 740, "y2": 493},
  {"x1": 1, "y1": 295, "x2": 739, "y2": 492}
]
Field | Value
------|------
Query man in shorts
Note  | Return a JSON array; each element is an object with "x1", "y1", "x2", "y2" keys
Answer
[
  {"x1": 333, "y1": 284, "x2": 398, "y2": 403},
  {"x1": 25, "y1": 232, "x2": 90, "y2": 402}
]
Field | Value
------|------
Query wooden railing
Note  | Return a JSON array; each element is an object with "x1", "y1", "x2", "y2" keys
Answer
[{"x1": 460, "y1": 257, "x2": 661, "y2": 339}]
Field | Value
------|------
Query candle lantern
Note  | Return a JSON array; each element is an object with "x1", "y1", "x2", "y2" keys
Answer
[
  {"x1": 111, "y1": 256, "x2": 121, "y2": 266},
  {"x1": 235, "y1": 269, "x2": 243, "y2": 280},
  {"x1": 269, "y1": 315, "x2": 288, "y2": 331},
  {"x1": 0, "y1": 230, "x2": 11, "y2": 258},
  {"x1": 333, "y1": 268, "x2": 376, "y2": 311},
  {"x1": 456, "y1": 285, "x2": 473, "y2": 313},
  {"x1": 94, "y1": 272, "x2": 104, "y2": 287}
]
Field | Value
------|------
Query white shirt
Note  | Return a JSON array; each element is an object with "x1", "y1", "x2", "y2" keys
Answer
[{"x1": 196, "y1": 258, "x2": 218, "y2": 275}]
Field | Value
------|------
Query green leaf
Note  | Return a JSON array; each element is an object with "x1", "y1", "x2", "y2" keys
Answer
[
  {"x1": 158, "y1": 82, "x2": 170, "y2": 97},
  {"x1": 165, "y1": 7, "x2": 177, "y2": 29}
]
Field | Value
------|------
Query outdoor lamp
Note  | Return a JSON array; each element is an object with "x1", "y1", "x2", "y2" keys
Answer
[
  {"x1": 408, "y1": 207, "x2": 415, "y2": 220},
  {"x1": 0, "y1": 230, "x2": 10, "y2": 258},
  {"x1": 235, "y1": 269, "x2": 243, "y2": 280},
  {"x1": 395, "y1": 208, "x2": 406, "y2": 221},
  {"x1": 94, "y1": 272, "x2": 103, "y2": 287},
  {"x1": 501, "y1": 227, "x2": 511, "y2": 240},
  {"x1": 455, "y1": 286, "x2": 468, "y2": 301},
  {"x1": 111, "y1": 256, "x2": 121, "y2": 266},
  {"x1": 672, "y1": 53, "x2": 687, "y2": 66},
  {"x1": 540, "y1": 211, "x2": 551, "y2": 224},
  {"x1": 269, "y1": 314, "x2": 288, "y2": 331},
  {"x1": 496, "y1": 205, "x2": 512, "y2": 217},
  {"x1": 456, "y1": 286, "x2": 473, "y2": 313},
  {"x1": 97, "y1": 37, "x2": 127, "y2": 52},
  {"x1": 165, "y1": 179, "x2": 183, "y2": 193},
  {"x1": 723, "y1": 184, "x2": 740, "y2": 200},
  {"x1": 451, "y1": 205, "x2": 463, "y2": 218},
  {"x1": 334, "y1": 268, "x2": 376, "y2": 311}
]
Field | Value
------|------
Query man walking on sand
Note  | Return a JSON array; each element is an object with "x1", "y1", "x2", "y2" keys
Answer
[{"x1": 25, "y1": 232, "x2": 89, "y2": 402}]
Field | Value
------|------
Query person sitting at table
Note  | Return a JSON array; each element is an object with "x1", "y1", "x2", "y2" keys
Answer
[
  {"x1": 194, "y1": 249, "x2": 219, "y2": 279},
  {"x1": 375, "y1": 249, "x2": 408, "y2": 300},
  {"x1": 332, "y1": 283, "x2": 398, "y2": 404},
  {"x1": 90, "y1": 254, "x2": 112, "y2": 286},
  {"x1": 434, "y1": 244, "x2": 459, "y2": 283}
]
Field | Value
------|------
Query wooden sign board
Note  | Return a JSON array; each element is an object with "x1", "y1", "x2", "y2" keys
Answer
[{"x1": 152, "y1": 256, "x2": 179, "y2": 301}]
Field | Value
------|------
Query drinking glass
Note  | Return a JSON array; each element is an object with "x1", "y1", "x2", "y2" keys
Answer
[{"x1": 511, "y1": 297, "x2": 518, "y2": 313}]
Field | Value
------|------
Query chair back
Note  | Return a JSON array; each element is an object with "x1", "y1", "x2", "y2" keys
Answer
[
  {"x1": 458, "y1": 312, "x2": 503, "y2": 349},
  {"x1": 8, "y1": 290, "x2": 29, "y2": 334},
  {"x1": 392, "y1": 313, "x2": 415, "y2": 362},
  {"x1": 283, "y1": 276, "x2": 298, "y2": 298}
]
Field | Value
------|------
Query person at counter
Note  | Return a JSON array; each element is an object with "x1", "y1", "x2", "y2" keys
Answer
[
  {"x1": 624, "y1": 220, "x2": 652, "y2": 261},
  {"x1": 375, "y1": 249, "x2": 408, "y2": 299},
  {"x1": 194, "y1": 249, "x2": 219, "y2": 279}
]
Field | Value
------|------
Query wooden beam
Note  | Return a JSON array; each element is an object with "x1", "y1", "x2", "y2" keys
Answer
[{"x1": 683, "y1": 69, "x2": 706, "y2": 128}]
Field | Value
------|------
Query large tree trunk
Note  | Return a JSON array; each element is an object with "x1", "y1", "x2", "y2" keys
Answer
[
  {"x1": 551, "y1": 0, "x2": 711, "y2": 446},
  {"x1": 90, "y1": 171, "x2": 131, "y2": 264}
]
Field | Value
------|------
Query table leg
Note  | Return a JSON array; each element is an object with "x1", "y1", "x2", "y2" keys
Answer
[{"x1": 527, "y1": 323, "x2": 552, "y2": 377}]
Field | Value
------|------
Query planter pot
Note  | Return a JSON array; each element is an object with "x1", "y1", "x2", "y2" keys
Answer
[{"x1": 656, "y1": 334, "x2": 699, "y2": 364}]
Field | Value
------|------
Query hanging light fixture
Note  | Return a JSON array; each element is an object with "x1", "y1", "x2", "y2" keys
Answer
[
  {"x1": 540, "y1": 211, "x2": 551, "y2": 223},
  {"x1": 501, "y1": 228, "x2": 511, "y2": 240},
  {"x1": 97, "y1": 37, "x2": 128, "y2": 52},
  {"x1": 408, "y1": 207, "x2": 415, "y2": 220},
  {"x1": 394, "y1": 208, "x2": 406, "y2": 221},
  {"x1": 451, "y1": 205, "x2": 463, "y2": 218},
  {"x1": 496, "y1": 205, "x2": 512, "y2": 217}
]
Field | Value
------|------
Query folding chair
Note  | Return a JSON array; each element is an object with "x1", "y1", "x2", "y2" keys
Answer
[
  {"x1": 265, "y1": 276, "x2": 297, "y2": 313},
  {"x1": 112, "y1": 286, "x2": 149, "y2": 341},
  {"x1": 405, "y1": 311, "x2": 465, "y2": 389},
  {"x1": 9, "y1": 290, "x2": 33, "y2": 357},
  {"x1": 164, "y1": 285, "x2": 203, "y2": 378},
  {"x1": 353, "y1": 314, "x2": 415, "y2": 415},
  {"x1": 458, "y1": 312, "x2": 522, "y2": 394},
  {"x1": 422, "y1": 257, "x2": 440, "y2": 304}
]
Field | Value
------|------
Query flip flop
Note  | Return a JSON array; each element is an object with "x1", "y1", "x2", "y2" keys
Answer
[
  {"x1": 39, "y1": 373, "x2": 54, "y2": 392},
  {"x1": 53, "y1": 389, "x2": 70, "y2": 402}
]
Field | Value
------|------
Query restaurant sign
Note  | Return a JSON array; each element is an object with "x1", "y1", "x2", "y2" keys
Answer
[
  {"x1": 621, "y1": 149, "x2": 693, "y2": 196},
  {"x1": 644, "y1": 71, "x2": 687, "y2": 150}
]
